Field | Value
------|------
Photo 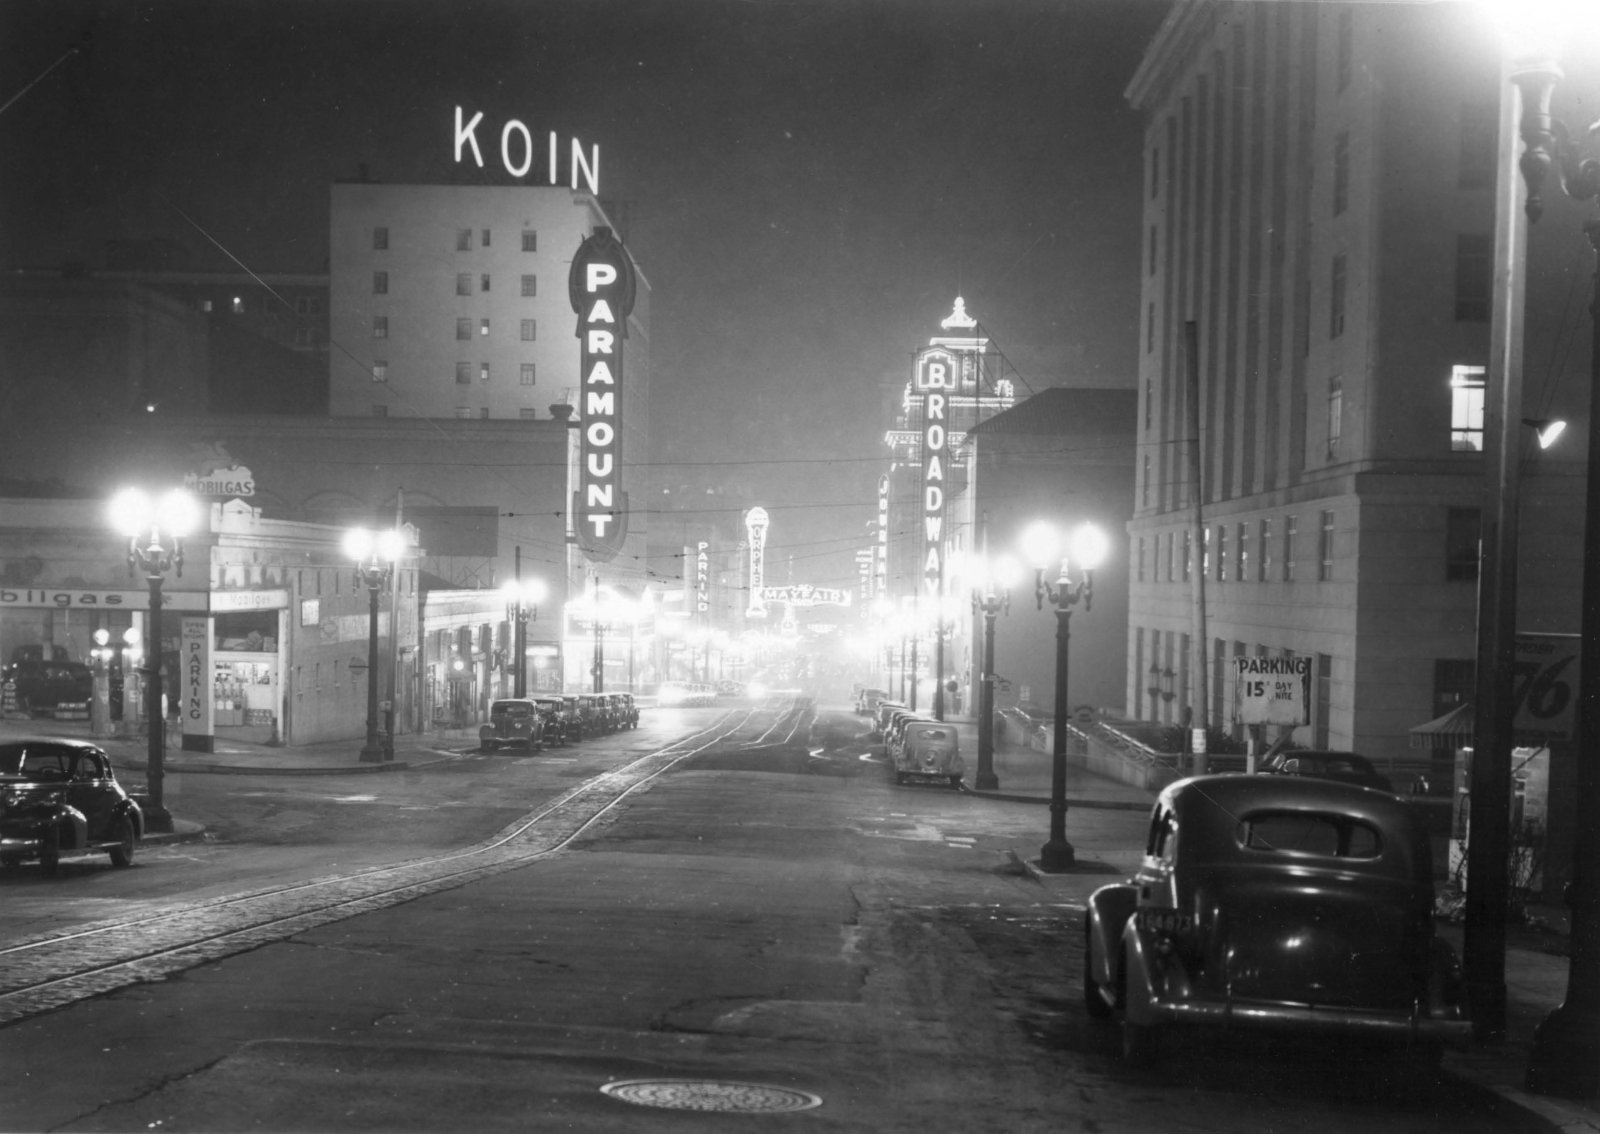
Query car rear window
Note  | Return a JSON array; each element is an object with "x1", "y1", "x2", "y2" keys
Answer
[
  {"x1": 491, "y1": 703, "x2": 531, "y2": 717},
  {"x1": 1237, "y1": 811, "x2": 1382, "y2": 859},
  {"x1": 911, "y1": 728, "x2": 950, "y2": 740}
]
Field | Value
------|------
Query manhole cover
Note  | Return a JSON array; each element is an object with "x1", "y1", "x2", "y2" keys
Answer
[{"x1": 599, "y1": 1078, "x2": 822, "y2": 1113}]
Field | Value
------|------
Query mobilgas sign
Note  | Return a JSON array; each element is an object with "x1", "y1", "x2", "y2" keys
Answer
[{"x1": 568, "y1": 227, "x2": 636, "y2": 563}]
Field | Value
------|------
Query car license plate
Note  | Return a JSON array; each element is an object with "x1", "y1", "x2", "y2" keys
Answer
[{"x1": 1135, "y1": 908, "x2": 1193, "y2": 934}]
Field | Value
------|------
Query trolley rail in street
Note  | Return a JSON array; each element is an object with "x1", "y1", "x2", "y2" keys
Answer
[{"x1": 0, "y1": 696, "x2": 814, "y2": 1025}]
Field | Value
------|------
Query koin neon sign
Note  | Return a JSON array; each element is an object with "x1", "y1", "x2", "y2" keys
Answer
[
  {"x1": 453, "y1": 107, "x2": 600, "y2": 193},
  {"x1": 568, "y1": 227, "x2": 636, "y2": 562}
]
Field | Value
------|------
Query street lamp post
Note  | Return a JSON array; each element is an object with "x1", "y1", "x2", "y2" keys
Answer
[
  {"x1": 108, "y1": 486, "x2": 201, "y2": 832},
  {"x1": 344, "y1": 527, "x2": 403, "y2": 763},
  {"x1": 503, "y1": 575, "x2": 547, "y2": 698},
  {"x1": 1021, "y1": 520, "x2": 1109, "y2": 873},
  {"x1": 970, "y1": 524, "x2": 1019, "y2": 793}
]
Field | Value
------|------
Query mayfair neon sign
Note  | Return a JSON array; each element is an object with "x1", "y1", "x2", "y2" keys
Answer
[
  {"x1": 568, "y1": 227, "x2": 636, "y2": 562},
  {"x1": 453, "y1": 107, "x2": 600, "y2": 193}
]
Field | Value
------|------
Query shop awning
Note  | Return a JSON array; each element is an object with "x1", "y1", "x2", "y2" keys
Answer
[
  {"x1": 1407, "y1": 702, "x2": 1547, "y2": 750},
  {"x1": 1409, "y1": 704, "x2": 1474, "y2": 750}
]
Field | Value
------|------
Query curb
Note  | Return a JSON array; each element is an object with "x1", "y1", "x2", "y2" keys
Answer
[
  {"x1": 106, "y1": 750, "x2": 468, "y2": 778},
  {"x1": 963, "y1": 786, "x2": 1153, "y2": 811}
]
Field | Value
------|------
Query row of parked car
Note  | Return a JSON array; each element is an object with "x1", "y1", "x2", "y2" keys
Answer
[
  {"x1": 870, "y1": 700, "x2": 965, "y2": 788},
  {"x1": 478, "y1": 692, "x2": 639, "y2": 753}
]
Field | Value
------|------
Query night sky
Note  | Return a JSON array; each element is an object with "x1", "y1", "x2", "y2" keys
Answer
[{"x1": 0, "y1": 0, "x2": 1172, "y2": 589}]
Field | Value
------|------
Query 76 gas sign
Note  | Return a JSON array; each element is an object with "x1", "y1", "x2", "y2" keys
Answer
[{"x1": 1510, "y1": 633, "x2": 1579, "y2": 745}]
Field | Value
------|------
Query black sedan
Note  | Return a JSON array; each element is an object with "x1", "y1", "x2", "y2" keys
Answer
[{"x1": 0, "y1": 739, "x2": 143, "y2": 875}]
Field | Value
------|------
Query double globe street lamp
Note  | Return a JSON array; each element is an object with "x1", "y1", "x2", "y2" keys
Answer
[
  {"x1": 968, "y1": 533, "x2": 1022, "y2": 793},
  {"x1": 1019, "y1": 519, "x2": 1109, "y2": 873},
  {"x1": 107, "y1": 486, "x2": 202, "y2": 831},
  {"x1": 343, "y1": 527, "x2": 405, "y2": 763},
  {"x1": 502, "y1": 576, "x2": 548, "y2": 697}
]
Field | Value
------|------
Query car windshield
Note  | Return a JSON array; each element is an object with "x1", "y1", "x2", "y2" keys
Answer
[
  {"x1": 1237, "y1": 811, "x2": 1382, "y2": 859},
  {"x1": 490, "y1": 703, "x2": 531, "y2": 717}
]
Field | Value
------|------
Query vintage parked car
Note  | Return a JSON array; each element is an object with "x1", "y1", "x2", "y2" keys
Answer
[
  {"x1": 532, "y1": 695, "x2": 577, "y2": 745},
  {"x1": 855, "y1": 687, "x2": 888, "y2": 715},
  {"x1": 2, "y1": 658, "x2": 93, "y2": 714},
  {"x1": 610, "y1": 692, "x2": 639, "y2": 729},
  {"x1": 1259, "y1": 749, "x2": 1394, "y2": 793},
  {"x1": 479, "y1": 698, "x2": 544, "y2": 752},
  {"x1": 1083, "y1": 774, "x2": 1471, "y2": 1065},
  {"x1": 0, "y1": 739, "x2": 144, "y2": 874},
  {"x1": 871, "y1": 699, "x2": 907, "y2": 739},
  {"x1": 576, "y1": 694, "x2": 614, "y2": 736},
  {"x1": 891, "y1": 719, "x2": 964, "y2": 788}
]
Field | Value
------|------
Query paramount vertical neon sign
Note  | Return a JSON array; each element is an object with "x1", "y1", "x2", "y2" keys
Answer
[{"x1": 568, "y1": 227, "x2": 636, "y2": 562}]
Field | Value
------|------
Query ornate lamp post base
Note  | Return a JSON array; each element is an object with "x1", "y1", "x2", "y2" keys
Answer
[
  {"x1": 358, "y1": 742, "x2": 389, "y2": 763},
  {"x1": 1038, "y1": 836, "x2": 1075, "y2": 873}
]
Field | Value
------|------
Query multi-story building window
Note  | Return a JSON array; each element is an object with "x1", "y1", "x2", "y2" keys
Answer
[
  {"x1": 1330, "y1": 254, "x2": 1347, "y2": 338},
  {"x1": 479, "y1": 318, "x2": 490, "y2": 337},
  {"x1": 1182, "y1": 530, "x2": 1192, "y2": 582},
  {"x1": 519, "y1": 363, "x2": 535, "y2": 386},
  {"x1": 456, "y1": 228, "x2": 472, "y2": 251},
  {"x1": 1327, "y1": 376, "x2": 1343, "y2": 458},
  {"x1": 1146, "y1": 301, "x2": 1156, "y2": 353},
  {"x1": 1217, "y1": 524, "x2": 1229, "y2": 581},
  {"x1": 1319, "y1": 510, "x2": 1335, "y2": 581},
  {"x1": 479, "y1": 363, "x2": 491, "y2": 383},
  {"x1": 456, "y1": 317, "x2": 471, "y2": 341},
  {"x1": 372, "y1": 271, "x2": 388, "y2": 295},
  {"x1": 455, "y1": 361, "x2": 471, "y2": 385},
  {"x1": 1166, "y1": 531, "x2": 1175, "y2": 582},
  {"x1": 1144, "y1": 378, "x2": 1153, "y2": 429},
  {"x1": 371, "y1": 361, "x2": 386, "y2": 383},
  {"x1": 1446, "y1": 507, "x2": 1481, "y2": 581},
  {"x1": 372, "y1": 315, "x2": 388, "y2": 339},
  {"x1": 1148, "y1": 225, "x2": 1158, "y2": 275},
  {"x1": 480, "y1": 274, "x2": 491, "y2": 292},
  {"x1": 456, "y1": 273, "x2": 472, "y2": 297},
  {"x1": 521, "y1": 274, "x2": 537, "y2": 297},
  {"x1": 1284, "y1": 515, "x2": 1298, "y2": 581},
  {"x1": 1259, "y1": 517, "x2": 1273, "y2": 581},
  {"x1": 1142, "y1": 454, "x2": 1151, "y2": 506},
  {"x1": 373, "y1": 226, "x2": 389, "y2": 251},
  {"x1": 1150, "y1": 147, "x2": 1160, "y2": 198},
  {"x1": 479, "y1": 407, "x2": 490, "y2": 419},
  {"x1": 454, "y1": 407, "x2": 471, "y2": 419},
  {"x1": 1455, "y1": 234, "x2": 1491, "y2": 321},
  {"x1": 1333, "y1": 132, "x2": 1350, "y2": 216},
  {"x1": 1459, "y1": 102, "x2": 1497, "y2": 189},
  {"x1": 1450, "y1": 364, "x2": 1486, "y2": 450},
  {"x1": 521, "y1": 230, "x2": 538, "y2": 252},
  {"x1": 520, "y1": 319, "x2": 537, "y2": 342},
  {"x1": 519, "y1": 407, "x2": 537, "y2": 419},
  {"x1": 1202, "y1": 526, "x2": 1210, "y2": 579},
  {"x1": 1137, "y1": 536, "x2": 1146, "y2": 583},
  {"x1": 1237, "y1": 522, "x2": 1249, "y2": 581},
  {"x1": 481, "y1": 228, "x2": 492, "y2": 247},
  {"x1": 1337, "y1": 7, "x2": 1353, "y2": 92}
]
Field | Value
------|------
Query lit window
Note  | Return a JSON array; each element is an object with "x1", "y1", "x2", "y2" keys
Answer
[
  {"x1": 200, "y1": 299, "x2": 213, "y2": 313},
  {"x1": 1451, "y1": 365, "x2": 1486, "y2": 451},
  {"x1": 1259, "y1": 518, "x2": 1273, "y2": 581},
  {"x1": 1217, "y1": 525, "x2": 1229, "y2": 581},
  {"x1": 372, "y1": 315, "x2": 388, "y2": 339},
  {"x1": 480, "y1": 318, "x2": 490, "y2": 337},
  {"x1": 1328, "y1": 376, "x2": 1343, "y2": 458},
  {"x1": 480, "y1": 363, "x2": 491, "y2": 383},
  {"x1": 231, "y1": 296, "x2": 245, "y2": 315},
  {"x1": 371, "y1": 361, "x2": 387, "y2": 383},
  {"x1": 1319, "y1": 511, "x2": 1335, "y2": 581},
  {"x1": 455, "y1": 407, "x2": 472, "y2": 419},
  {"x1": 1284, "y1": 515, "x2": 1298, "y2": 582},
  {"x1": 1237, "y1": 522, "x2": 1249, "y2": 581}
]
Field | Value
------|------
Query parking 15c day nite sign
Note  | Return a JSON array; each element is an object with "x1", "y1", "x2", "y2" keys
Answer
[
  {"x1": 568, "y1": 226, "x2": 637, "y2": 563},
  {"x1": 1234, "y1": 655, "x2": 1312, "y2": 726}
]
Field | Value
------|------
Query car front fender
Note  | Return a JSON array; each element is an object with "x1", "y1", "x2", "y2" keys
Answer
[{"x1": 1086, "y1": 882, "x2": 1138, "y2": 991}]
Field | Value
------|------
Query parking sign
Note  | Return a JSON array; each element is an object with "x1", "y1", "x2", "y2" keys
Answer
[{"x1": 1234, "y1": 656, "x2": 1312, "y2": 726}]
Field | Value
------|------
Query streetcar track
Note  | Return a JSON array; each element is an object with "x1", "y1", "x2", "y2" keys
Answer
[{"x1": 0, "y1": 700, "x2": 812, "y2": 1025}]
